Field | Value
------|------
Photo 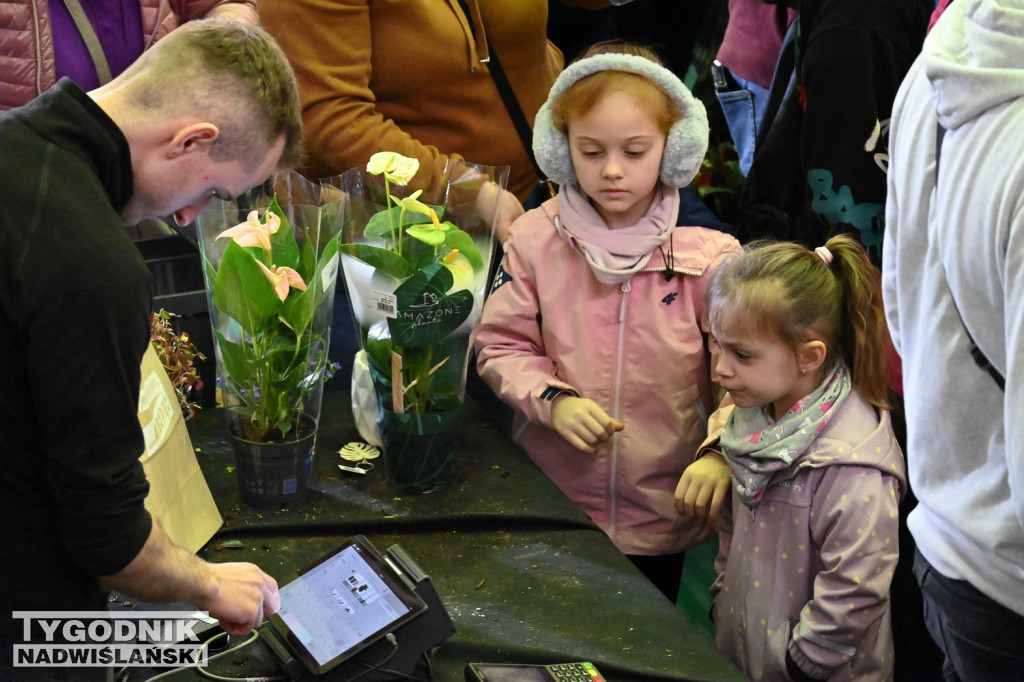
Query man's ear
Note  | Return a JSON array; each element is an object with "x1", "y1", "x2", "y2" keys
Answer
[
  {"x1": 799, "y1": 340, "x2": 828, "y2": 374},
  {"x1": 167, "y1": 123, "x2": 220, "y2": 159}
]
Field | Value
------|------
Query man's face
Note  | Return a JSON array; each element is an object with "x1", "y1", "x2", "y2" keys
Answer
[{"x1": 120, "y1": 134, "x2": 286, "y2": 228}]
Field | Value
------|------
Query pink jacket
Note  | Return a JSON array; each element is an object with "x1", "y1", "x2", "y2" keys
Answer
[
  {"x1": 0, "y1": 0, "x2": 258, "y2": 110},
  {"x1": 475, "y1": 198, "x2": 741, "y2": 555}
]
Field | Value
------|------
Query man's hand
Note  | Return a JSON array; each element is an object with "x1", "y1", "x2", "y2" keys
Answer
[
  {"x1": 200, "y1": 562, "x2": 281, "y2": 635},
  {"x1": 551, "y1": 396, "x2": 624, "y2": 453},
  {"x1": 675, "y1": 452, "x2": 731, "y2": 524},
  {"x1": 100, "y1": 522, "x2": 280, "y2": 636}
]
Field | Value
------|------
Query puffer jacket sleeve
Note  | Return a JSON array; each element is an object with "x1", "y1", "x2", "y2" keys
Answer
[
  {"x1": 787, "y1": 463, "x2": 902, "y2": 679},
  {"x1": 474, "y1": 219, "x2": 576, "y2": 427}
]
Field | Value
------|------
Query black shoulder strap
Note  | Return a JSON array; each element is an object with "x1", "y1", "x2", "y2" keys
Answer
[
  {"x1": 935, "y1": 124, "x2": 1005, "y2": 390},
  {"x1": 455, "y1": 0, "x2": 551, "y2": 189}
]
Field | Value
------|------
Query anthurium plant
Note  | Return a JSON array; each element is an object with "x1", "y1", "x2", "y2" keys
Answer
[
  {"x1": 206, "y1": 197, "x2": 341, "y2": 442},
  {"x1": 335, "y1": 152, "x2": 493, "y2": 415}
]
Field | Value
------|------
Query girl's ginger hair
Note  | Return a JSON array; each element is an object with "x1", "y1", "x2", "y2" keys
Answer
[
  {"x1": 706, "y1": 235, "x2": 893, "y2": 409},
  {"x1": 550, "y1": 42, "x2": 680, "y2": 138}
]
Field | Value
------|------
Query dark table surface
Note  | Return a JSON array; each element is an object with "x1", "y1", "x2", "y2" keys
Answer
[{"x1": 126, "y1": 390, "x2": 748, "y2": 682}]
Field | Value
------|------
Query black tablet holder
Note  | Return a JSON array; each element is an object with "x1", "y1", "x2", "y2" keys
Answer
[{"x1": 264, "y1": 542, "x2": 456, "y2": 681}]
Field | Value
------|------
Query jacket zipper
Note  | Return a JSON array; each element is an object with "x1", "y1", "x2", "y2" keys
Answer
[
  {"x1": 608, "y1": 280, "x2": 630, "y2": 540},
  {"x1": 32, "y1": 0, "x2": 43, "y2": 96}
]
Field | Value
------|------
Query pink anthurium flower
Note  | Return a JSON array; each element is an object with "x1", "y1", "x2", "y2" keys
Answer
[
  {"x1": 216, "y1": 209, "x2": 281, "y2": 253},
  {"x1": 257, "y1": 261, "x2": 307, "y2": 302}
]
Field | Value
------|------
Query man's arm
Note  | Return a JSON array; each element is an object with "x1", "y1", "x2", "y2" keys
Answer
[{"x1": 100, "y1": 520, "x2": 280, "y2": 635}]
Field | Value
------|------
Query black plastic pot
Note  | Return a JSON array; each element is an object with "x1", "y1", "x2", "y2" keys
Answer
[{"x1": 228, "y1": 413, "x2": 316, "y2": 508}]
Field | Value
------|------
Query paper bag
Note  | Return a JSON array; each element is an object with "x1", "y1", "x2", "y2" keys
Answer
[{"x1": 137, "y1": 345, "x2": 223, "y2": 552}]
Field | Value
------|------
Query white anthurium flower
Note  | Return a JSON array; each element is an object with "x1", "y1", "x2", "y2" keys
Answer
[
  {"x1": 366, "y1": 151, "x2": 419, "y2": 185},
  {"x1": 390, "y1": 189, "x2": 434, "y2": 220},
  {"x1": 406, "y1": 208, "x2": 453, "y2": 246},
  {"x1": 443, "y1": 250, "x2": 474, "y2": 293}
]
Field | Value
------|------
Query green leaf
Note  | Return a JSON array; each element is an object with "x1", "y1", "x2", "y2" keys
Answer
[
  {"x1": 296, "y1": 230, "x2": 318, "y2": 283},
  {"x1": 213, "y1": 331, "x2": 256, "y2": 388},
  {"x1": 340, "y1": 243, "x2": 415, "y2": 279},
  {"x1": 443, "y1": 229, "x2": 483, "y2": 269},
  {"x1": 389, "y1": 263, "x2": 473, "y2": 346},
  {"x1": 214, "y1": 240, "x2": 281, "y2": 337},
  {"x1": 697, "y1": 186, "x2": 737, "y2": 198},
  {"x1": 363, "y1": 321, "x2": 394, "y2": 376},
  {"x1": 267, "y1": 197, "x2": 301, "y2": 270}
]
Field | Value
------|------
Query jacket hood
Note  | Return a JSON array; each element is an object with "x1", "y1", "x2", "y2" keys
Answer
[
  {"x1": 925, "y1": 0, "x2": 1024, "y2": 130},
  {"x1": 796, "y1": 393, "x2": 906, "y2": 497}
]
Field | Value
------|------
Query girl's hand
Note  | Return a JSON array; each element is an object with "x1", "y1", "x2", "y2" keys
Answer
[
  {"x1": 551, "y1": 396, "x2": 624, "y2": 453},
  {"x1": 675, "y1": 452, "x2": 731, "y2": 523}
]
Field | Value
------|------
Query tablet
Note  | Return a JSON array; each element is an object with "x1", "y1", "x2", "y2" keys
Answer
[{"x1": 267, "y1": 535, "x2": 428, "y2": 675}]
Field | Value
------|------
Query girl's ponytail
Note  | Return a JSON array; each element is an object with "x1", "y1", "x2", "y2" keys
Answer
[{"x1": 824, "y1": 234, "x2": 892, "y2": 409}]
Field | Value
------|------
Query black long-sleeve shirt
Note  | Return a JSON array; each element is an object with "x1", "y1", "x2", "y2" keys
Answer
[{"x1": 0, "y1": 80, "x2": 153, "y2": 650}]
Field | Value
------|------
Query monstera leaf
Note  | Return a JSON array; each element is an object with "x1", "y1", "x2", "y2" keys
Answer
[{"x1": 388, "y1": 263, "x2": 472, "y2": 347}]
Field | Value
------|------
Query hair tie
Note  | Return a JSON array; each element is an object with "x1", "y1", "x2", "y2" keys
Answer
[{"x1": 814, "y1": 246, "x2": 833, "y2": 266}]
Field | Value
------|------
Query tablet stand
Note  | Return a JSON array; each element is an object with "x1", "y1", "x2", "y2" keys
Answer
[{"x1": 324, "y1": 543, "x2": 456, "y2": 680}]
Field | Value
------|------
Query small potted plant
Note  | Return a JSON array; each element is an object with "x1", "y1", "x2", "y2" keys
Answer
[
  {"x1": 326, "y1": 152, "x2": 505, "y2": 493},
  {"x1": 149, "y1": 309, "x2": 206, "y2": 420},
  {"x1": 195, "y1": 175, "x2": 344, "y2": 507}
]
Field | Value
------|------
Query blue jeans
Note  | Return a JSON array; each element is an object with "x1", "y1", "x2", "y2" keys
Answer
[
  {"x1": 714, "y1": 68, "x2": 770, "y2": 177},
  {"x1": 913, "y1": 548, "x2": 1024, "y2": 681}
]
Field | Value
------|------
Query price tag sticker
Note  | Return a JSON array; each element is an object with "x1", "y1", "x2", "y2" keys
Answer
[{"x1": 369, "y1": 291, "x2": 398, "y2": 319}]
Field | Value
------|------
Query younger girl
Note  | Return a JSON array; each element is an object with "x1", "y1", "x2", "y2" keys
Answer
[
  {"x1": 474, "y1": 43, "x2": 740, "y2": 600},
  {"x1": 675, "y1": 235, "x2": 905, "y2": 681}
]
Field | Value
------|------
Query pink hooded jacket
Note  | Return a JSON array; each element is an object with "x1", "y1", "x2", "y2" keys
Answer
[
  {"x1": 475, "y1": 197, "x2": 741, "y2": 555},
  {"x1": 0, "y1": 0, "x2": 258, "y2": 110}
]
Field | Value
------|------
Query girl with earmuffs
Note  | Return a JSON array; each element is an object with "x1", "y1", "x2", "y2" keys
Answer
[{"x1": 473, "y1": 42, "x2": 741, "y2": 601}]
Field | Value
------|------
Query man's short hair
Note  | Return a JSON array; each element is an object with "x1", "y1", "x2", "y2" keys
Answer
[{"x1": 120, "y1": 19, "x2": 303, "y2": 168}]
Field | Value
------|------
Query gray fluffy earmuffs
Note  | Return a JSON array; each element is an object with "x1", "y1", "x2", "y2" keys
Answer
[{"x1": 533, "y1": 53, "x2": 709, "y2": 189}]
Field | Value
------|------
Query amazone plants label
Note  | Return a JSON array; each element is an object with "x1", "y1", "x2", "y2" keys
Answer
[{"x1": 388, "y1": 263, "x2": 472, "y2": 346}]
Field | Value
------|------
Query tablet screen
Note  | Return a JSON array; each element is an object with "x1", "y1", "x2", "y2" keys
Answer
[{"x1": 268, "y1": 536, "x2": 427, "y2": 675}]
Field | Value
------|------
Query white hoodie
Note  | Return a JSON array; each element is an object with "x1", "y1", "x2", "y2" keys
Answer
[{"x1": 883, "y1": 0, "x2": 1024, "y2": 615}]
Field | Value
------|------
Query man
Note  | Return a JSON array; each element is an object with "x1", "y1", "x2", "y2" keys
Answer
[
  {"x1": 883, "y1": 0, "x2": 1024, "y2": 679},
  {"x1": 0, "y1": 19, "x2": 303, "y2": 676}
]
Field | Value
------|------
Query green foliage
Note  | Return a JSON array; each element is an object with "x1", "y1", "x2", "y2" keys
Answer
[
  {"x1": 341, "y1": 153, "x2": 489, "y2": 414},
  {"x1": 149, "y1": 310, "x2": 206, "y2": 420},
  {"x1": 207, "y1": 197, "x2": 340, "y2": 441}
]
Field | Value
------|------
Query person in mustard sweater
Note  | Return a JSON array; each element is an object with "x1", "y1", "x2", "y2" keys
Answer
[{"x1": 259, "y1": 0, "x2": 631, "y2": 208}]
